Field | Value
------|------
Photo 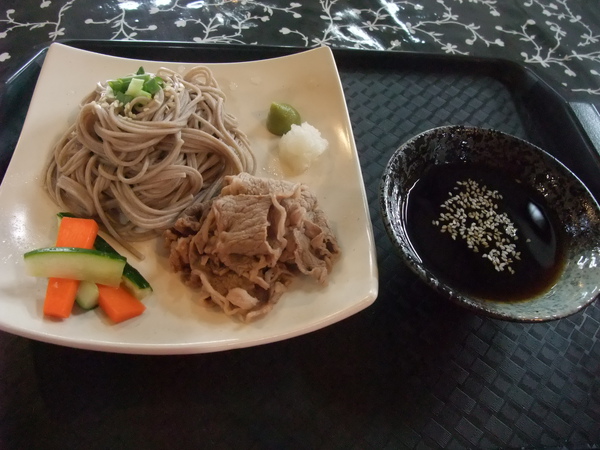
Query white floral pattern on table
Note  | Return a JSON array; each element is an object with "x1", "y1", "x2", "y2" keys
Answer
[{"x1": 0, "y1": 0, "x2": 599, "y2": 97}]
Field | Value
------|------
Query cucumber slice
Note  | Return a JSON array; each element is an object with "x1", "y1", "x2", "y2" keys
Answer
[
  {"x1": 56, "y1": 211, "x2": 76, "y2": 224},
  {"x1": 76, "y1": 281, "x2": 99, "y2": 310},
  {"x1": 93, "y1": 236, "x2": 153, "y2": 299},
  {"x1": 57, "y1": 212, "x2": 77, "y2": 218},
  {"x1": 56, "y1": 213, "x2": 153, "y2": 299},
  {"x1": 24, "y1": 247, "x2": 126, "y2": 287},
  {"x1": 121, "y1": 270, "x2": 153, "y2": 300}
]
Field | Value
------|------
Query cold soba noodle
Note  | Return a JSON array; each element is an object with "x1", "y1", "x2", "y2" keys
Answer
[{"x1": 45, "y1": 66, "x2": 255, "y2": 257}]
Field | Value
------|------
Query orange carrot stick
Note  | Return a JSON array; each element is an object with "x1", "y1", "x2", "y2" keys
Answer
[
  {"x1": 43, "y1": 217, "x2": 100, "y2": 319},
  {"x1": 97, "y1": 284, "x2": 146, "y2": 323},
  {"x1": 43, "y1": 278, "x2": 80, "y2": 318},
  {"x1": 55, "y1": 217, "x2": 99, "y2": 248}
]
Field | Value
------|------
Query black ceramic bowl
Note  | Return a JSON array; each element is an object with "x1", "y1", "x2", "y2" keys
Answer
[{"x1": 380, "y1": 125, "x2": 600, "y2": 322}]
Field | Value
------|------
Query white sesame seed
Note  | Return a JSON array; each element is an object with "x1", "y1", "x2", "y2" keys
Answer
[{"x1": 434, "y1": 178, "x2": 519, "y2": 274}]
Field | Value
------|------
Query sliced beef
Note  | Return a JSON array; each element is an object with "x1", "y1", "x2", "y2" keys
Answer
[{"x1": 164, "y1": 173, "x2": 340, "y2": 321}]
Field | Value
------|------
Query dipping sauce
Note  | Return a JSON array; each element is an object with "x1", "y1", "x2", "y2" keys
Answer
[{"x1": 405, "y1": 163, "x2": 567, "y2": 302}]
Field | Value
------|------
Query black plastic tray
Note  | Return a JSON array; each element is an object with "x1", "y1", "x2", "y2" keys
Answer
[{"x1": 1, "y1": 41, "x2": 599, "y2": 449}]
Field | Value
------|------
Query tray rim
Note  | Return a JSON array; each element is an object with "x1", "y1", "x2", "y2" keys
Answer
[{"x1": 0, "y1": 38, "x2": 576, "y2": 97}]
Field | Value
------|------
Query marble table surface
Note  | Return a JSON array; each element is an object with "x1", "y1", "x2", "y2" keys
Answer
[{"x1": 1, "y1": 0, "x2": 599, "y2": 101}]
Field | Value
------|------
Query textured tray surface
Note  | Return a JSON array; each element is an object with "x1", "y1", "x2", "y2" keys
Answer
[
  {"x1": 341, "y1": 66, "x2": 599, "y2": 447},
  {"x1": 0, "y1": 52, "x2": 598, "y2": 449}
]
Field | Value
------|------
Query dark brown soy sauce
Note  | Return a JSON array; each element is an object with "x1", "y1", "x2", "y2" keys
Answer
[{"x1": 405, "y1": 163, "x2": 567, "y2": 302}]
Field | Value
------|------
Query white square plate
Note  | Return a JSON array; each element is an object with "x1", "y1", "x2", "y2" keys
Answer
[{"x1": 0, "y1": 43, "x2": 378, "y2": 354}]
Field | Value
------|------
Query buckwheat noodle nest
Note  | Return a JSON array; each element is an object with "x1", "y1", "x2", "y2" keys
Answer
[{"x1": 44, "y1": 66, "x2": 255, "y2": 258}]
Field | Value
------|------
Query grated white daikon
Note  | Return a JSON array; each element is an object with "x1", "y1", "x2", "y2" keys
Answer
[{"x1": 278, "y1": 122, "x2": 328, "y2": 173}]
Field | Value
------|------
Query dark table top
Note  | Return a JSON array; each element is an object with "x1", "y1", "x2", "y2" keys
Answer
[{"x1": 0, "y1": 1, "x2": 599, "y2": 449}]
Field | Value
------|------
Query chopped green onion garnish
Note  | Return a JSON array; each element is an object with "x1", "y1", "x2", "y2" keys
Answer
[
  {"x1": 115, "y1": 91, "x2": 134, "y2": 105},
  {"x1": 125, "y1": 77, "x2": 145, "y2": 96},
  {"x1": 143, "y1": 76, "x2": 163, "y2": 95},
  {"x1": 108, "y1": 79, "x2": 127, "y2": 93},
  {"x1": 106, "y1": 67, "x2": 163, "y2": 107}
]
